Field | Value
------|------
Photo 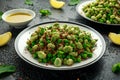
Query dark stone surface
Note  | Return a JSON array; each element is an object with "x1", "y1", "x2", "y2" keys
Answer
[{"x1": 0, "y1": 0, "x2": 120, "y2": 80}]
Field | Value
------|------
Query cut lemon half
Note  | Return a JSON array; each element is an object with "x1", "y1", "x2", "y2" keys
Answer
[
  {"x1": 108, "y1": 32, "x2": 120, "y2": 45},
  {"x1": 50, "y1": 0, "x2": 65, "y2": 9},
  {"x1": 0, "y1": 32, "x2": 12, "y2": 46}
]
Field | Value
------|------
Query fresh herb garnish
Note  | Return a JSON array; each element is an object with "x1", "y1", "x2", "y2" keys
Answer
[
  {"x1": 25, "y1": 0, "x2": 33, "y2": 6},
  {"x1": 112, "y1": 62, "x2": 120, "y2": 73},
  {"x1": 0, "y1": 65, "x2": 16, "y2": 75},
  {"x1": 39, "y1": 9, "x2": 51, "y2": 16},
  {"x1": 0, "y1": 11, "x2": 3, "y2": 20},
  {"x1": 68, "y1": 0, "x2": 80, "y2": 6}
]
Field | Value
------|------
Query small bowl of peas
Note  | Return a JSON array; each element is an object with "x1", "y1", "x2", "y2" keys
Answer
[
  {"x1": 15, "y1": 21, "x2": 106, "y2": 70},
  {"x1": 76, "y1": 0, "x2": 120, "y2": 26}
]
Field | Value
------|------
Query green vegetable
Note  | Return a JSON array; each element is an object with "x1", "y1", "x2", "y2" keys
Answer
[
  {"x1": 39, "y1": 9, "x2": 51, "y2": 16},
  {"x1": 26, "y1": 23, "x2": 97, "y2": 67},
  {"x1": 0, "y1": 65, "x2": 16, "y2": 75},
  {"x1": 69, "y1": 0, "x2": 80, "y2": 6},
  {"x1": 0, "y1": 11, "x2": 3, "y2": 20},
  {"x1": 83, "y1": 0, "x2": 120, "y2": 24},
  {"x1": 112, "y1": 63, "x2": 120, "y2": 73},
  {"x1": 25, "y1": 0, "x2": 33, "y2": 5},
  {"x1": 54, "y1": 58, "x2": 62, "y2": 67}
]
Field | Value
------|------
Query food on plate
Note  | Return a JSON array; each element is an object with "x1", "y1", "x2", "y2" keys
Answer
[
  {"x1": 82, "y1": 0, "x2": 120, "y2": 24},
  {"x1": 108, "y1": 32, "x2": 120, "y2": 45},
  {"x1": 49, "y1": 0, "x2": 65, "y2": 9},
  {"x1": 0, "y1": 32, "x2": 12, "y2": 47},
  {"x1": 26, "y1": 23, "x2": 97, "y2": 67}
]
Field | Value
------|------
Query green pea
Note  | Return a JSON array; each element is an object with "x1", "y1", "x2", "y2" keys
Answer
[
  {"x1": 87, "y1": 53, "x2": 93, "y2": 57},
  {"x1": 64, "y1": 39, "x2": 69, "y2": 43},
  {"x1": 32, "y1": 53, "x2": 38, "y2": 58},
  {"x1": 47, "y1": 53, "x2": 52, "y2": 58},
  {"x1": 57, "y1": 39, "x2": 62, "y2": 44},
  {"x1": 81, "y1": 53, "x2": 87, "y2": 59},
  {"x1": 76, "y1": 57, "x2": 81, "y2": 62}
]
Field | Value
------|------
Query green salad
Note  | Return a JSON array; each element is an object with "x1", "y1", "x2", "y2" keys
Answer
[
  {"x1": 83, "y1": 0, "x2": 120, "y2": 24},
  {"x1": 26, "y1": 23, "x2": 97, "y2": 67}
]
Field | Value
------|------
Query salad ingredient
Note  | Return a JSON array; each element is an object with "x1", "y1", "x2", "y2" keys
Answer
[
  {"x1": 25, "y1": 0, "x2": 33, "y2": 5},
  {"x1": 0, "y1": 32, "x2": 12, "y2": 47},
  {"x1": 108, "y1": 32, "x2": 120, "y2": 45},
  {"x1": 49, "y1": 0, "x2": 65, "y2": 9},
  {"x1": 0, "y1": 11, "x2": 3, "y2": 20},
  {"x1": 39, "y1": 9, "x2": 51, "y2": 16},
  {"x1": 112, "y1": 63, "x2": 120, "y2": 73},
  {"x1": 83, "y1": 0, "x2": 120, "y2": 24},
  {"x1": 0, "y1": 65, "x2": 16, "y2": 74},
  {"x1": 26, "y1": 23, "x2": 97, "y2": 67},
  {"x1": 69, "y1": 0, "x2": 80, "y2": 6}
]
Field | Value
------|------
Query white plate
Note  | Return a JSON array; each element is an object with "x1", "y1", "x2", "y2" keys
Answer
[
  {"x1": 76, "y1": 0, "x2": 120, "y2": 26},
  {"x1": 15, "y1": 21, "x2": 106, "y2": 70}
]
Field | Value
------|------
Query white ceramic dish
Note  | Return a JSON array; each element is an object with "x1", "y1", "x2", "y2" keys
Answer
[
  {"x1": 2, "y1": 9, "x2": 36, "y2": 29},
  {"x1": 76, "y1": 0, "x2": 120, "y2": 26},
  {"x1": 15, "y1": 21, "x2": 106, "y2": 70}
]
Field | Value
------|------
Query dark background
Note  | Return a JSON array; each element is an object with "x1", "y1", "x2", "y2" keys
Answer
[{"x1": 0, "y1": 0, "x2": 120, "y2": 80}]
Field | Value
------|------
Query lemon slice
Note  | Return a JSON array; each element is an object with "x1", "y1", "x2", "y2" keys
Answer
[
  {"x1": 0, "y1": 32, "x2": 12, "y2": 46},
  {"x1": 50, "y1": 0, "x2": 65, "y2": 9},
  {"x1": 108, "y1": 32, "x2": 120, "y2": 45}
]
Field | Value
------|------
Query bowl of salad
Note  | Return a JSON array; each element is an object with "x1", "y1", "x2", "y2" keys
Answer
[
  {"x1": 76, "y1": 0, "x2": 120, "y2": 26},
  {"x1": 15, "y1": 21, "x2": 106, "y2": 70}
]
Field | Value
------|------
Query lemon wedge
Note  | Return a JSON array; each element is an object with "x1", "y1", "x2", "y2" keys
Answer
[
  {"x1": 50, "y1": 0, "x2": 65, "y2": 9},
  {"x1": 0, "y1": 32, "x2": 12, "y2": 46},
  {"x1": 108, "y1": 32, "x2": 120, "y2": 45}
]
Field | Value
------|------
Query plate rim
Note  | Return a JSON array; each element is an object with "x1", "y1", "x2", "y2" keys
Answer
[
  {"x1": 76, "y1": 0, "x2": 120, "y2": 26},
  {"x1": 15, "y1": 21, "x2": 106, "y2": 70}
]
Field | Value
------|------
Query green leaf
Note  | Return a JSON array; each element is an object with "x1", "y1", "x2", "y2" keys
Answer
[
  {"x1": 112, "y1": 63, "x2": 120, "y2": 73},
  {"x1": 0, "y1": 11, "x2": 3, "y2": 20},
  {"x1": 25, "y1": 0, "x2": 33, "y2": 5},
  {"x1": 0, "y1": 65, "x2": 16, "y2": 75},
  {"x1": 39, "y1": 9, "x2": 51, "y2": 16},
  {"x1": 69, "y1": 0, "x2": 80, "y2": 6}
]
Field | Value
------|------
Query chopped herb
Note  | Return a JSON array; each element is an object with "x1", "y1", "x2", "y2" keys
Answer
[
  {"x1": 0, "y1": 65, "x2": 16, "y2": 75},
  {"x1": 25, "y1": 0, "x2": 33, "y2": 6},
  {"x1": 39, "y1": 9, "x2": 51, "y2": 16},
  {"x1": 0, "y1": 11, "x2": 3, "y2": 20},
  {"x1": 68, "y1": 0, "x2": 80, "y2": 6}
]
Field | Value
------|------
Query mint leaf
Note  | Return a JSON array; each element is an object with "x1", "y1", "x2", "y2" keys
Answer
[
  {"x1": 69, "y1": 0, "x2": 80, "y2": 6},
  {"x1": 25, "y1": 0, "x2": 33, "y2": 5},
  {"x1": 39, "y1": 9, "x2": 51, "y2": 16},
  {"x1": 0, "y1": 65, "x2": 16, "y2": 75},
  {"x1": 0, "y1": 11, "x2": 3, "y2": 20}
]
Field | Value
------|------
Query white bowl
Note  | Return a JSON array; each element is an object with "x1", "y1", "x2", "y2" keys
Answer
[{"x1": 2, "y1": 9, "x2": 36, "y2": 29}]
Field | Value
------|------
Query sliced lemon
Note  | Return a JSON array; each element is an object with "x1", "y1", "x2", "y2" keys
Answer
[
  {"x1": 0, "y1": 32, "x2": 12, "y2": 46},
  {"x1": 50, "y1": 0, "x2": 65, "y2": 9},
  {"x1": 108, "y1": 32, "x2": 120, "y2": 45}
]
